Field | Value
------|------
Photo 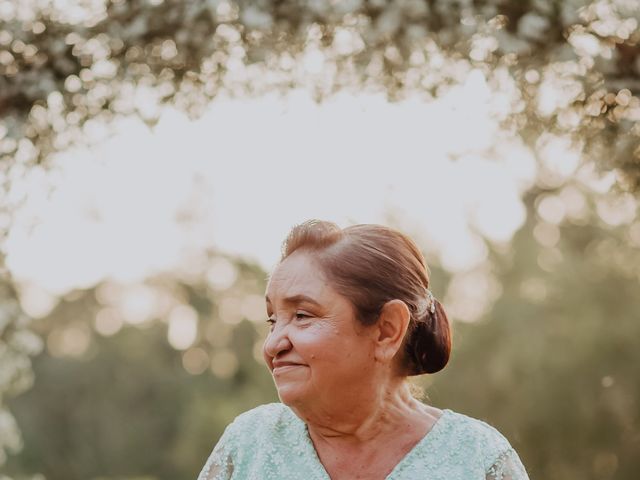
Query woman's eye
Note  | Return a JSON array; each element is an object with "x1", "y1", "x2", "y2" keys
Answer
[
  {"x1": 266, "y1": 317, "x2": 276, "y2": 326},
  {"x1": 295, "y1": 312, "x2": 310, "y2": 320}
]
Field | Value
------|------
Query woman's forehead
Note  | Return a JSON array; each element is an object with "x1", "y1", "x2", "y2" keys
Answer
[{"x1": 265, "y1": 252, "x2": 331, "y2": 301}]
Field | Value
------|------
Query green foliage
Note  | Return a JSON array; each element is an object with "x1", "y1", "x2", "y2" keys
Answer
[
  {"x1": 1, "y1": 1, "x2": 639, "y2": 479},
  {"x1": 6, "y1": 260, "x2": 279, "y2": 480},
  {"x1": 0, "y1": 273, "x2": 43, "y2": 470},
  {"x1": 7, "y1": 323, "x2": 276, "y2": 479},
  {"x1": 3, "y1": 192, "x2": 639, "y2": 479},
  {"x1": 0, "y1": 0, "x2": 639, "y2": 187},
  {"x1": 426, "y1": 191, "x2": 640, "y2": 480}
]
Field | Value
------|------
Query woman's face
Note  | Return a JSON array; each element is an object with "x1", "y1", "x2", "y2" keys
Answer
[{"x1": 263, "y1": 251, "x2": 378, "y2": 411}]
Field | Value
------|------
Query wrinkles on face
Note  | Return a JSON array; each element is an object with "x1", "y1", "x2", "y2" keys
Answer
[
  {"x1": 262, "y1": 251, "x2": 375, "y2": 412},
  {"x1": 264, "y1": 253, "x2": 350, "y2": 341}
]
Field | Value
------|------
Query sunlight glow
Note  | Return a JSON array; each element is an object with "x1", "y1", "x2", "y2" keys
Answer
[
  {"x1": 210, "y1": 349, "x2": 239, "y2": 379},
  {"x1": 167, "y1": 305, "x2": 199, "y2": 350},
  {"x1": 182, "y1": 347, "x2": 210, "y2": 375},
  {"x1": 5, "y1": 86, "x2": 538, "y2": 305},
  {"x1": 46, "y1": 324, "x2": 91, "y2": 357},
  {"x1": 94, "y1": 308, "x2": 124, "y2": 337}
]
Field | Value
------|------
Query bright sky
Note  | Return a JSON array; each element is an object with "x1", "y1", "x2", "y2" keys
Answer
[{"x1": 5, "y1": 71, "x2": 540, "y2": 308}]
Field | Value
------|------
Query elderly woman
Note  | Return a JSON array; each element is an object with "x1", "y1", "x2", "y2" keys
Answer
[{"x1": 198, "y1": 220, "x2": 529, "y2": 480}]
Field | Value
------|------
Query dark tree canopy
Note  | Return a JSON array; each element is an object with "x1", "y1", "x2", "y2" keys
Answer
[{"x1": 1, "y1": 0, "x2": 639, "y2": 188}]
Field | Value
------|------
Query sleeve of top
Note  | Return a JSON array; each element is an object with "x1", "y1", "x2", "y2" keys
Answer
[
  {"x1": 485, "y1": 448, "x2": 530, "y2": 480},
  {"x1": 197, "y1": 424, "x2": 236, "y2": 480}
]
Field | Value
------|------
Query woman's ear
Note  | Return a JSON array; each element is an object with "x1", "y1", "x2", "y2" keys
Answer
[{"x1": 374, "y1": 299, "x2": 410, "y2": 364}]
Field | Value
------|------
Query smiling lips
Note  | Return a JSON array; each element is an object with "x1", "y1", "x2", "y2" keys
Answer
[{"x1": 272, "y1": 360, "x2": 306, "y2": 373}]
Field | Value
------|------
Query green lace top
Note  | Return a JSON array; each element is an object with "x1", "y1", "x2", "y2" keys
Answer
[{"x1": 197, "y1": 403, "x2": 529, "y2": 480}]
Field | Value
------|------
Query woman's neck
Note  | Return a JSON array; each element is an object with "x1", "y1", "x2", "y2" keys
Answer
[
  {"x1": 300, "y1": 382, "x2": 433, "y2": 446},
  {"x1": 297, "y1": 382, "x2": 443, "y2": 480}
]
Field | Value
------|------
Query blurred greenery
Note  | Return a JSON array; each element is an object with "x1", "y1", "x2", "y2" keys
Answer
[
  {"x1": 3, "y1": 188, "x2": 640, "y2": 480},
  {"x1": 5, "y1": 257, "x2": 280, "y2": 480},
  {"x1": 1, "y1": 0, "x2": 639, "y2": 480},
  {"x1": 428, "y1": 191, "x2": 640, "y2": 479}
]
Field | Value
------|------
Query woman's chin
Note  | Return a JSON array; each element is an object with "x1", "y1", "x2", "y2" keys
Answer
[{"x1": 276, "y1": 384, "x2": 307, "y2": 406}]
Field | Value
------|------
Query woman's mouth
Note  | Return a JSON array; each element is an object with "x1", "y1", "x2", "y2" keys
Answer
[{"x1": 272, "y1": 361, "x2": 305, "y2": 374}]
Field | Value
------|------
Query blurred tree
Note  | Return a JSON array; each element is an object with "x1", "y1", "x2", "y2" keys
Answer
[
  {"x1": 4, "y1": 182, "x2": 640, "y2": 480},
  {"x1": 0, "y1": 263, "x2": 43, "y2": 471},
  {"x1": 0, "y1": 0, "x2": 638, "y2": 188},
  {"x1": 427, "y1": 185, "x2": 640, "y2": 480},
  {"x1": 6, "y1": 254, "x2": 278, "y2": 480},
  {"x1": 1, "y1": 0, "x2": 639, "y2": 478}
]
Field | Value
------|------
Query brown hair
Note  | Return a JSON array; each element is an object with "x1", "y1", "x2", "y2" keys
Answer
[{"x1": 280, "y1": 219, "x2": 451, "y2": 375}]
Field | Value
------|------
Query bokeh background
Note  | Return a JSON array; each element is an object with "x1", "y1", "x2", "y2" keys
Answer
[{"x1": 1, "y1": 1, "x2": 640, "y2": 479}]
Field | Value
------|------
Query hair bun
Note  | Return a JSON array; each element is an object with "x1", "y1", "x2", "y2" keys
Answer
[{"x1": 406, "y1": 299, "x2": 451, "y2": 375}]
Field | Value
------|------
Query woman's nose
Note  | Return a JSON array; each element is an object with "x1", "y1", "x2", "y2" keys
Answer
[{"x1": 263, "y1": 323, "x2": 292, "y2": 359}]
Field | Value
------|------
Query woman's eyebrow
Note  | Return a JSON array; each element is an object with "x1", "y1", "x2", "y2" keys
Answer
[{"x1": 264, "y1": 294, "x2": 322, "y2": 307}]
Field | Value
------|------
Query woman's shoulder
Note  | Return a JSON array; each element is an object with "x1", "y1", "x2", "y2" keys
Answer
[
  {"x1": 222, "y1": 402, "x2": 300, "y2": 444},
  {"x1": 436, "y1": 409, "x2": 515, "y2": 467},
  {"x1": 397, "y1": 408, "x2": 528, "y2": 479},
  {"x1": 231, "y1": 402, "x2": 296, "y2": 427},
  {"x1": 443, "y1": 409, "x2": 511, "y2": 443},
  {"x1": 198, "y1": 404, "x2": 304, "y2": 480}
]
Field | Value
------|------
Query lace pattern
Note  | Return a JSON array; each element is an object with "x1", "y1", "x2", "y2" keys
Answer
[
  {"x1": 197, "y1": 443, "x2": 233, "y2": 480},
  {"x1": 486, "y1": 449, "x2": 529, "y2": 480},
  {"x1": 197, "y1": 403, "x2": 530, "y2": 480}
]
